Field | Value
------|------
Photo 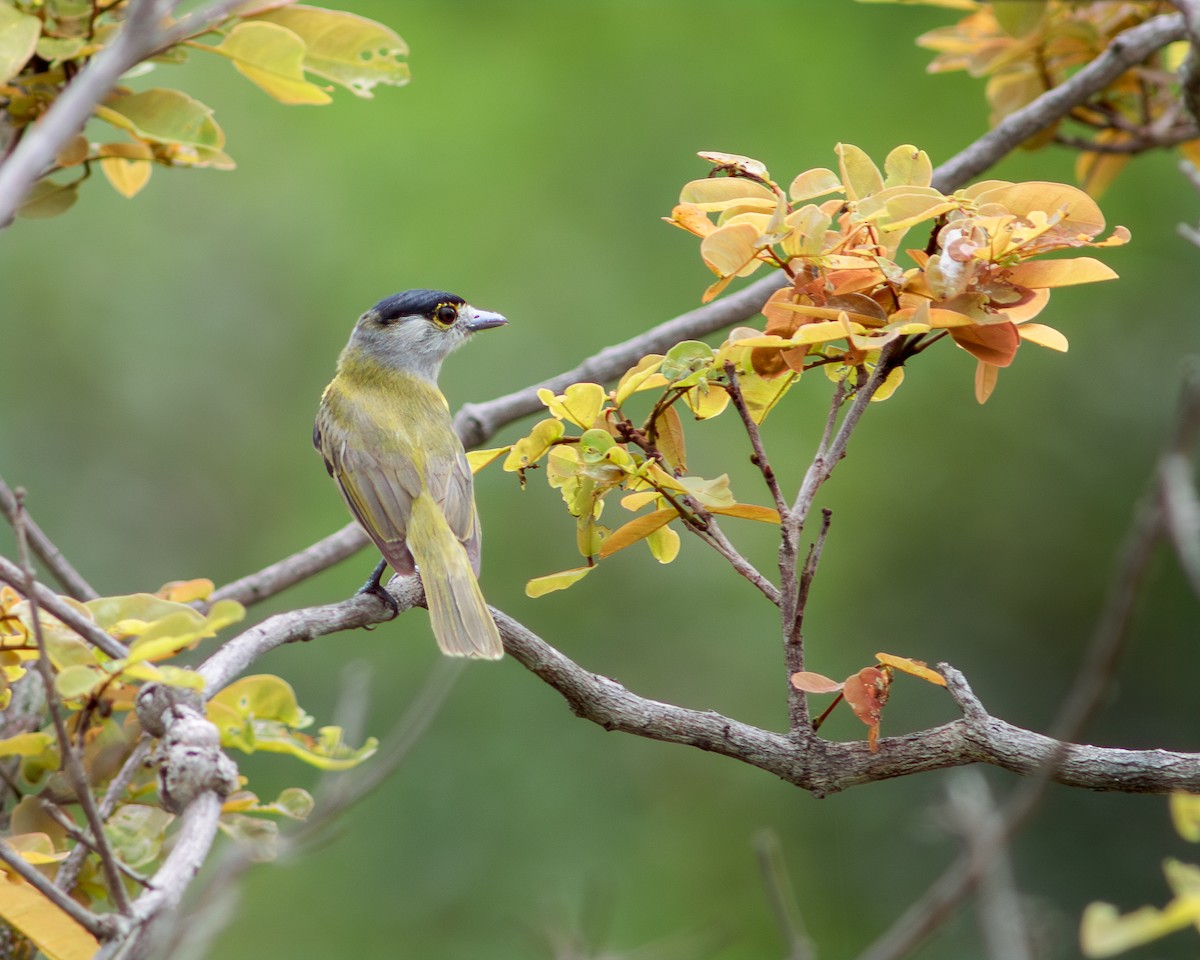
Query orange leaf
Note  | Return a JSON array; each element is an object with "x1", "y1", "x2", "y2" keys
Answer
[
  {"x1": 790, "y1": 671, "x2": 844, "y2": 695},
  {"x1": 598, "y1": 509, "x2": 678, "y2": 559},
  {"x1": 841, "y1": 666, "x2": 890, "y2": 752},
  {"x1": 875, "y1": 652, "x2": 946, "y2": 686},
  {"x1": 1004, "y1": 257, "x2": 1117, "y2": 288},
  {"x1": 708, "y1": 503, "x2": 781, "y2": 523},
  {"x1": 1017, "y1": 322, "x2": 1068, "y2": 352},
  {"x1": 975, "y1": 361, "x2": 1000, "y2": 404},
  {"x1": 951, "y1": 321, "x2": 1019, "y2": 367}
]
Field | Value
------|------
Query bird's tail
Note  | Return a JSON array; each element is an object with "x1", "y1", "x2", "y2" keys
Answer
[{"x1": 407, "y1": 493, "x2": 503, "y2": 660}]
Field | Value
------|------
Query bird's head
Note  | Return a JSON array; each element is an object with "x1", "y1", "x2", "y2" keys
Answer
[{"x1": 344, "y1": 288, "x2": 507, "y2": 382}]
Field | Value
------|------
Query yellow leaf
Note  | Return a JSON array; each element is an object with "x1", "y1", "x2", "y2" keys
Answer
[
  {"x1": 646, "y1": 523, "x2": 680, "y2": 563},
  {"x1": 1171, "y1": 792, "x2": 1200, "y2": 842},
  {"x1": 836, "y1": 143, "x2": 883, "y2": 201},
  {"x1": 100, "y1": 155, "x2": 152, "y2": 198},
  {"x1": 1004, "y1": 257, "x2": 1117, "y2": 288},
  {"x1": 682, "y1": 382, "x2": 729, "y2": 420},
  {"x1": 875, "y1": 652, "x2": 946, "y2": 685},
  {"x1": 700, "y1": 221, "x2": 762, "y2": 278},
  {"x1": 155, "y1": 578, "x2": 214, "y2": 603},
  {"x1": 0, "y1": 731, "x2": 54, "y2": 758},
  {"x1": 679, "y1": 177, "x2": 776, "y2": 211},
  {"x1": 664, "y1": 203, "x2": 716, "y2": 238},
  {"x1": 883, "y1": 144, "x2": 932, "y2": 188},
  {"x1": 1080, "y1": 898, "x2": 1200, "y2": 958},
  {"x1": 503, "y1": 418, "x2": 564, "y2": 472},
  {"x1": 1017, "y1": 323, "x2": 1068, "y2": 352},
  {"x1": 614, "y1": 355, "x2": 667, "y2": 406},
  {"x1": 214, "y1": 22, "x2": 332, "y2": 105},
  {"x1": 788, "y1": 167, "x2": 842, "y2": 202},
  {"x1": 537, "y1": 383, "x2": 606, "y2": 428},
  {"x1": 870, "y1": 365, "x2": 905, "y2": 402},
  {"x1": 465, "y1": 446, "x2": 511, "y2": 473},
  {"x1": 0, "y1": 873, "x2": 99, "y2": 960},
  {"x1": 620, "y1": 491, "x2": 659, "y2": 512},
  {"x1": 679, "y1": 474, "x2": 735, "y2": 509},
  {"x1": 525, "y1": 566, "x2": 594, "y2": 598}
]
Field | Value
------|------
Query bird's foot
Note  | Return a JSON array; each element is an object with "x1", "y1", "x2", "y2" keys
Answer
[{"x1": 357, "y1": 558, "x2": 400, "y2": 621}]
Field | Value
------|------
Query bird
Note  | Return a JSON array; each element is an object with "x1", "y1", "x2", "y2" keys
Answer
[{"x1": 314, "y1": 289, "x2": 507, "y2": 659}]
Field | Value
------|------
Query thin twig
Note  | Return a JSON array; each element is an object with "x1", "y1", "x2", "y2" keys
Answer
[
  {"x1": 0, "y1": 553, "x2": 127, "y2": 658},
  {"x1": 12, "y1": 492, "x2": 133, "y2": 915},
  {"x1": 722, "y1": 364, "x2": 788, "y2": 518},
  {"x1": 754, "y1": 829, "x2": 816, "y2": 960},
  {"x1": 0, "y1": 475, "x2": 97, "y2": 600},
  {"x1": 941, "y1": 771, "x2": 1032, "y2": 960}
]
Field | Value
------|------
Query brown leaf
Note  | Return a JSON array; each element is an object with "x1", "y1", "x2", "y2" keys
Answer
[{"x1": 841, "y1": 666, "x2": 890, "y2": 752}]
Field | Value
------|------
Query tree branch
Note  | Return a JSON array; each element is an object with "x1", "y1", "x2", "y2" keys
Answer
[
  {"x1": 0, "y1": 0, "x2": 251, "y2": 227},
  {"x1": 0, "y1": 475, "x2": 97, "y2": 600},
  {"x1": 0, "y1": 553, "x2": 127, "y2": 658},
  {"x1": 929, "y1": 13, "x2": 1187, "y2": 191}
]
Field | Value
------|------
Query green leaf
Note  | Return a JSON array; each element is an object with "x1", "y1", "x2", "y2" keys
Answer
[
  {"x1": 16, "y1": 178, "x2": 79, "y2": 219},
  {"x1": 251, "y1": 4, "x2": 410, "y2": 97},
  {"x1": 213, "y1": 21, "x2": 332, "y2": 105},
  {"x1": 661, "y1": 340, "x2": 714, "y2": 383},
  {"x1": 600, "y1": 509, "x2": 677, "y2": 558},
  {"x1": 525, "y1": 566, "x2": 594, "y2": 598},
  {"x1": 97, "y1": 88, "x2": 225, "y2": 149},
  {"x1": 219, "y1": 812, "x2": 279, "y2": 862},
  {"x1": 54, "y1": 664, "x2": 102, "y2": 700},
  {"x1": 104, "y1": 805, "x2": 174, "y2": 869},
  {"x1": 0, "y1": 2, "x2": 39, "y2": 84}
]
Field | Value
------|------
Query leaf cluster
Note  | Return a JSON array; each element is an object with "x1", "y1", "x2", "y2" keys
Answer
[
  {"x1": 666, "y1": 144, "x2": 1127, "y2": 402},
  {"x1": 1, "y1": 0, "x2": 408, "y2": 215},
  {"x1": 0, "y1": 579, "x2": 375, "y2": 958},
  {"x1": 471, "y1": 356, "x2": 784, "y2": 597},
  {"x1": 869, "y1": 0, "x2": 1198, "y2": 194}
]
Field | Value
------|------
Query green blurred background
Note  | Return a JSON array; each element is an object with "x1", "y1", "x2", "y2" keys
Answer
[{"x1": 3, "y1": 1, "x2": 1199, "y2": 957}]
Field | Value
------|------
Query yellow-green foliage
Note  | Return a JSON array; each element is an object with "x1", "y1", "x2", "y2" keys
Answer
[
  {"x1": 1, "y1": 0, "x2": 409, "y2": 214},
  {"x1": 0, "y1": 579, "x2": 375, "y2": 958},
  {"x1": 483, "y1": 144, "x2": 1126, "y2": 597}
]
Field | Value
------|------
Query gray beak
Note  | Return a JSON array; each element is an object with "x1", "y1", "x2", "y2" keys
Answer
[{"x1": 461, "y1": 306, "x2": 507, "y2": 333}]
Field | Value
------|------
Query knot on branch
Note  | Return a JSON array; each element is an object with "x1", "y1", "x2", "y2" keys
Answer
[
  {"x1": 137, "y1": 682, "x2": 238, "y2": 813},
  {"x1": 135, "y1": 682, "x2": 203, "y2": 737}
]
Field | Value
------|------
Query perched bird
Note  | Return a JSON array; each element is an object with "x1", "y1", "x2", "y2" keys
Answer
[{"x1": 314, "y1": 289, "x2": 507, "y2": 659}]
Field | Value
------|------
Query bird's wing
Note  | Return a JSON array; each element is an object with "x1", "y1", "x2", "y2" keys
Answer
[
  {"x1": 422, "y1": 446, "x2": 482, "y2": 574},
  {"x1": 315, "y1": 406, "x2": 422, "y2": 575}
]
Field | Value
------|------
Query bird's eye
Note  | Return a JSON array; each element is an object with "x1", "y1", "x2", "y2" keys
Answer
[{"x1": 434, "y1": 303, "x2": 459, "y2": 326}]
